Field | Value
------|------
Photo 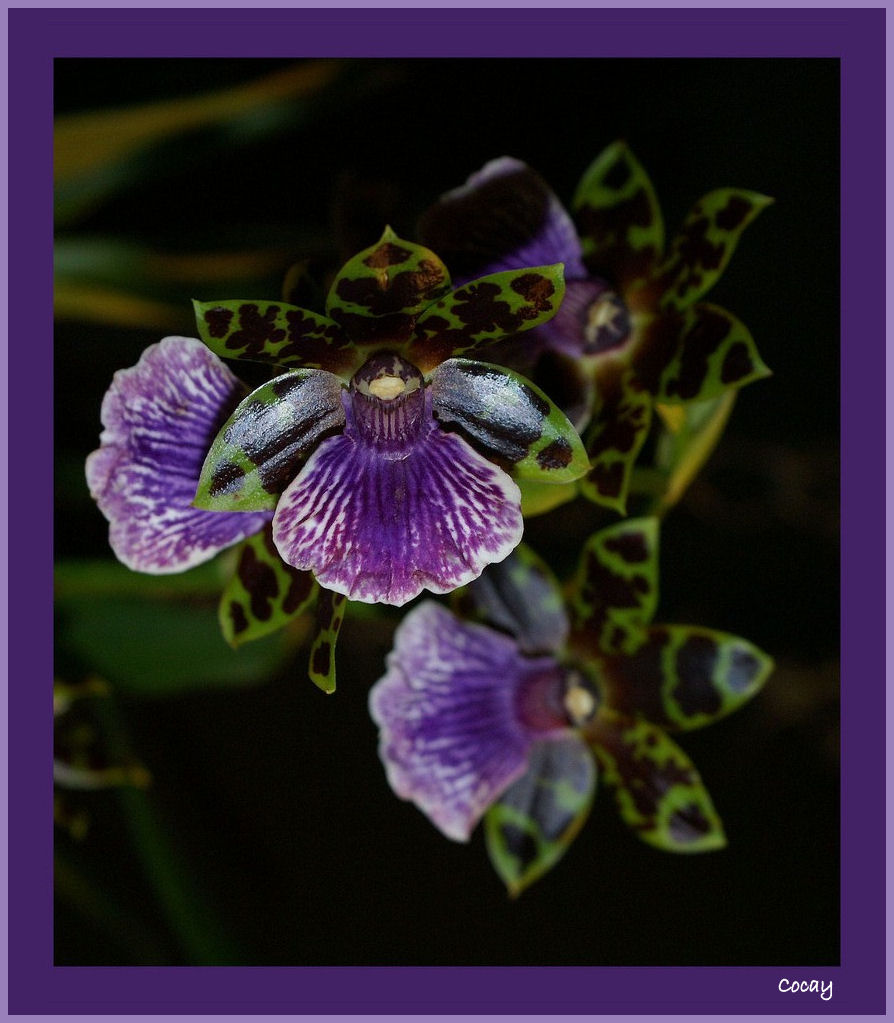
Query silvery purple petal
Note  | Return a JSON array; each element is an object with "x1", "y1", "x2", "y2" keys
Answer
[
  {"x1": 368, "y1": 601, "x2": 569, "y2": 841},
  {"x1": 86, "y1": 336, "x2": 272, "y2": 573},
  {"x1": 271, "y1": 388, "x2": 523, "y2": 606},
  {"x1": 419, "y1": 157, "x2": 587, "y2": 283}
]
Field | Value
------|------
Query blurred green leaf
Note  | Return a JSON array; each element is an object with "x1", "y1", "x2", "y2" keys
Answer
[
  {"x1": 56, "y1": 559, "x2": 292, "y2": 695},
  {"x1": 54, "y1": 61, "x2": 348, "y2": 225}
]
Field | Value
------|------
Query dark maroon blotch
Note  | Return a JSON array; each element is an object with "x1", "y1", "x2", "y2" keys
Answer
[
  {"x1": 536, "y1": 438, "x2": 573, "y2": 470},
  {"x1": 720, "y1": 340, "x2": 755, "y2": 385},
  {"x1": 237, "y1": 545, "x2": 280, "y2": 622},
  {"x1": 205, "y1": 307, "x2": 234, "y2": 339},
  {"x1": 499, "y1": 823, "x2": 538, "y2": 870},
  {"x1": 673, "y1": 634, "x2": 722, "y2": 718},
  {"x1": 604, "y1": 531, "x2": 649, "y2": 564},
  {"x1": 363, "y1": 242, "x2": 413, "y2": 269},
  {"x1": 229, "y1": 601, "x2": 249, "y2": 635},
  {"x1": 668, "y1": 803, "x2": 712, "y2": 842},
  {"x1": 311, "y1": 640, "x2": 332, "y2": 679},
  {"x1": 715, "y1": 195, "x2": 753, "y2": 231}
]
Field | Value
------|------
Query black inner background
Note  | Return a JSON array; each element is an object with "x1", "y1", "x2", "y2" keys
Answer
[{"x1": 54, "y1": 58, "x2": 839, "y2": 966}]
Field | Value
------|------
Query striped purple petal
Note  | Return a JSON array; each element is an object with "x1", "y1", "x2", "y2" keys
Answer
[
  {"x1": 419, "y1": 157, "x2": 587, "y2": 284},
  {"x1": 369, "y1": 601, "x2": 569, "y2": 841},
  {"x1": 86, "y1": 336, "x2": 272, "y2": 573},
  {"x1": 270, "y1": 375, "x2": 524, "y2": 606}
]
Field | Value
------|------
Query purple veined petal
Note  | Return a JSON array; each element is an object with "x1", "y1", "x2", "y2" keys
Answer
[
  {"x1": 368, "y1": 601, "x2": 570, "y2": 842},
  {"x1": 419, "y1": 157, "x2": 587, "y2": 284},
  {"x1": 270, "y1": 387, "x2": 524, "y2": 606},
  {"x1": 86, "y1": 336, "x2": 272, "y2": 574}
]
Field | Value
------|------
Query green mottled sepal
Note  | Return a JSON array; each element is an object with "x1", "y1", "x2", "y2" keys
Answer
[
  {"x1": 219, "y1": 527, "x2": 318, "y2": 647},
  {"x1": 308, "y1": 588, "x2": 347, "y2": 693},
  {"x1": 192, "y1": 298, "x2": 359, "y2": 376},
  {"x1": 430, "y1": 359, "x2": 589, "y2": 484},
  {"x1": 568, "y1": 518, "x2": 659, "y2": 655},
  {"x1": 588, "y1": 709, "x2": 726, "y2": 853},
  {"x1": 653, "y1": 189, "x2": 773, "y2": 311},
  {"x1": 600, "y1": 625, "x2": 774, "y2": 731},
  {"x1": 485, "y1": 736, "x2": 596, "y2": 896},
  {"x1": 194, "y1": 370, "x2": 345, "y2": 512},
  {"x1": 572, "y1": 141, "x2": 664, "y2": 299},
  {"x1": 325, "y1": 227, "x2": 452, "y2": 346},
  {"x1": 637, "y1": 304, "x2": 771, "y2": 404},
  {"x1": 409, "y1": 264, "x2": 566, "y2": 371},
  {"x1": 579, "y1": 368, "x2": 653, "y2": 513}
]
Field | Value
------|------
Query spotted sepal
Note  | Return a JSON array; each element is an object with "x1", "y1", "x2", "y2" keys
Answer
[
  {"x1": 452, "y1": 544, "x2": 569, "y2": 656},
  {"x1": 219, "y1": 526, "x2": 318, "y2": 647},
  {"x1": 485, "y1": 735, "x2": 596, "y2": 897},
  {"x1": 652, "y1": 188, "x2": 773, "y2": 311},
  {"x1": 192, "y1": 299, "x2": 360, "y2": 377},
  {"x1": 572, "y1": 141, "x2": 664, "y2": 300},
  {"x1": 407, "y1": 264, "x2": 566, "y2": 372},
  {"x1": 324, "y1": 227, "x2": 452, "y2": 347},
  {"x1": 636, "y1": 303, "x2": 771, "y2": 405},
  {"x1": 429, "y1": 359, "x2": 589, "y2": 484},
  {"x1": 579, "y1": 367, "x2": 653, "y2": 513},
  {"x1": 567, "y1": 517, "x2": 659, "y2": 656},
  {"x1": 194, "y1": 369, "x2": 346, "y2": 512},
  {"x1": 599, "y1": 624, "x2": 775, "y2": 732},
  {"x1": 307, "y1": 587, "x2": 347, "y2": 694},
  {"x1": 587, "y1": 708, "x2": 726, "y2": 853}
]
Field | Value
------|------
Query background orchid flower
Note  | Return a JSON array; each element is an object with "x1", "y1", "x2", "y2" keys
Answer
[
  {"x1": 369, "y1": 518, "x2": 773, "y2": 895},
  {"x1": 418, "y1": 144, "x2": 772, "y2": 515},
  {"x1": 190, "y1": 227, "x2": 587, "y2": 611}
]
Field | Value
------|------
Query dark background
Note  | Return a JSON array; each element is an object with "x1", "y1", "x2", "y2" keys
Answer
[{"x1": 54, "y1": 58, "x2": 839, "y2": 966}]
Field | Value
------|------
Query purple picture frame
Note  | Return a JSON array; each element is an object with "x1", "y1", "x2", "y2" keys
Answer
[{"x1": 9, "y1": 5, "x2": 884, "y2": 1016}]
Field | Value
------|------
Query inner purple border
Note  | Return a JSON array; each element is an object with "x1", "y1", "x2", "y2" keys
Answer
[{"x1": 11, "y1": 6, "x2": 883, "y2": 1016}]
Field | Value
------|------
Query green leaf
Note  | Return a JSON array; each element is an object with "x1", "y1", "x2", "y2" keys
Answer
[
  {"x1": 218, "y1": 528, "x2": 318, "y2": 647},
  {"x1": 653, "y1": 188, "x2": 773, "y2": 311},
  {"x1": 452, "y1": 544, "x2": 568, "y2": 655},
  {"x1": 579, "y1": 366, "x2": 653, "y2": 513},
  {"x1": 649, "y1": 391, "x2": 737, "y2": 514},
  {"x1": 485, "y1": 736, "x2": 596, "y2": 897},
  {"x1": 429, "y1": 359, "x2": 589, "y2": 484},
  {"x1": 587, "y1": 709, "x2": 726, "y2": 853},
  {"x1": 193, "y1": 369, "x2": 345, "y2": 512},
  {"x1": 640, "y1": 304, "x2": 771, "y2": 404},
  {"x1": 56, "y1": 593, "x2": 290, "y2": 696},
  {"x1": 572, "y1": 141, "x2": 665, "y2": 300},
  {"x1": 192, "y1": 299, "x2": 360, "y2": 377},
  {"x1": 325, "y1": 227, "x2": 452, "y2": 347},
  {"x1": 599, "y1": 624, "x2": 775, "y2": 731},
  {"x1": 307, "y1": 588, "x2": 347, "y2": 694},
  {"x1": 54, "y1": 61, "x2": 350, "y2": 226},
  {"x1": 567, "y1": 517, "x2": 660, "y2": 655},
  {"x1": 409, "y1": 264, "x2": 566, "y2": 372}
]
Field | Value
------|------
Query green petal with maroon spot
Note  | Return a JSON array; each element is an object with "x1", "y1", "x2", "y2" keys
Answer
[
  {"x1": 308, "y1": 587, "x2": 347, "y2": 694},
  {"x1": 192, "y1": 298, "x2": 360, "y2": 377},
  {"x1": 219, "y1": 526, "x2": 318, "y2": 648},
  {"x1": 485, "y1": 735, "x2": 596, "y2": 897},
  {"x1": 652, "y1": 188, "x2": 773, "y2": 311},
  {"x1": 452, "y1": 543, "x2": 569, "y2": 656},
  {"x1": 599, "y1": 624, "x2": 775, "y2": 732},
  {"x1": 579, "y1": 367, "x2": 653, "y2": 513},
  {"x1": 638, "y1": 303, "x2": 771, "y2": 404},
  {"x1": 324, "y1": 226, "x2": 452, "y2": 347},
  {"x1": 407, "y1": 264, "x2": 566, "y2": 372},
  {"x1": 429, "y1": 359, "x2": 589, "y2": 484},
  {"x1": 572, "y1": 141, "x2": 664, "y2": 300},
  {"x1": 568, "y1": 517, "x2": 659, "y2": 655},
  {"x1": 194, "y1": 369, "x2": 346, "y2": 512},
  {"x1": 587, "y1": 708, "x2": 726, "y2": 853}
]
